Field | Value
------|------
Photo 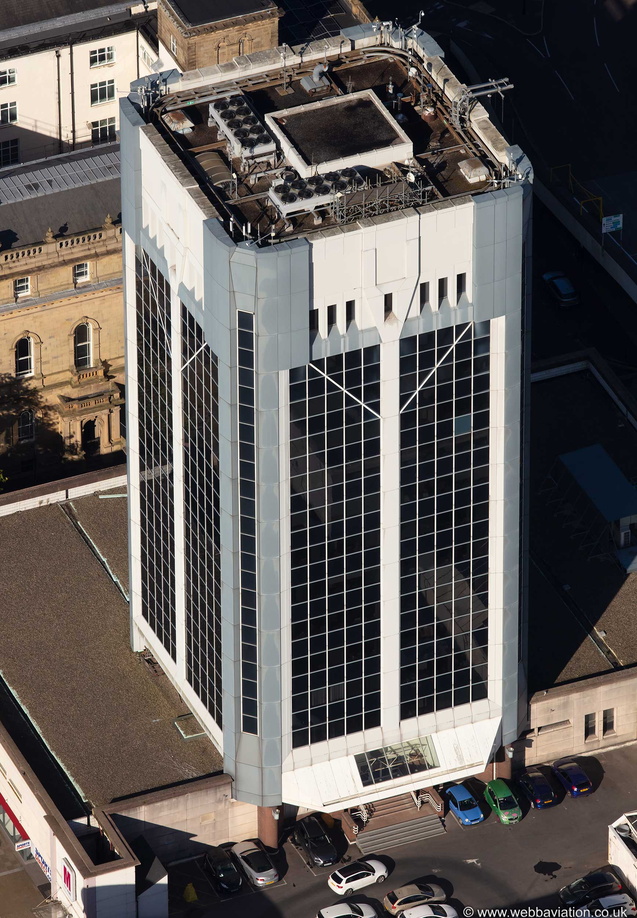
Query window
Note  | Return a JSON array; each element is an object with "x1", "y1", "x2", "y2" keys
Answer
[
  {"x1": 0, "y1": 101, "x2": 17, "y2": 124},
  {"x1": 15, "y1": 336, "x2": 33, "y2": 377},
  {"x1": 438, "y1": 276, "x2": 448, "y2": 307},
  {"x1": 327, "y1": 304, "x2": 336, "y2": 332},
  {"x1": 346, "y1": 299, "x2": 355, "y2": 326},
  {"x1": 384, "y1": 292, "x2": 393, "y2": 320},
  {"x1": 90, "y1": 80, "x2": 115, "y2": 106},
  {"x1": 7, "y1": 780, "x2": 22, "y2": 801},
  {"x1": 0, "y1": 69, "x2": 16, "y2": 88},
  {"x1": 603, "y1": 708, "x2": 615, "y2": 735},
  {"x1": 170, "y1": 35, "x2": 177, "y2": 55},
  {"x1": 13, "y1": 277, "x2": 30, "y2": 298},
  {"x1": 91, "y1": 117, "x2": 116, "y2": 144},
  {"x1": 74, "y1": 322, "x2": 92, "y2": 369},
  {"x1": 309, "y1": 308, "x2": 319, "y2": 337},
  {"x1": 456, "y1": 272, "x2": 467, "y2": 303},
  {"x1": 419, "y1": 282, "x2": 429, "y2": 311},
  {"x1": 18, "y1": 410, "x2": 34, "y2": 442},
  {"x1": 0, "y1": 138, "x2": 18, "y2": 167},
  {"x1": 584, "y1": 712, "x2": 596, "y2": 740},
  {"x1": 73, "y1": 262, "x2": 90, "y2": 284},
  {"x1": 89, "y1": 46, "x2": 115, "y2": 67}
]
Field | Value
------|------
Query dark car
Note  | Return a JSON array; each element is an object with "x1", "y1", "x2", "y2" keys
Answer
[
  {"x1": 516, "y1": 768, "x2": 558, "y2": 809},
  {"x1": 542, "y1": 270, "x2": 579, "y2": 306},
  {"x1": 559, "y1": 869, "x2": 623, "y2": 906},
  {"x1": 203, "y1": 846, "x2": 243, "y2": 894},
  {"x1": 293, "y1": 814, "x2": 339, "y2": 867},
  {"x1": 552, "y1": 760, "x2": 593, "y2": 797}
]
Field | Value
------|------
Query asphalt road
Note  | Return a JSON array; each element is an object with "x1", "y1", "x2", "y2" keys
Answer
[{"x1": 169, "y1": 744, "x2": 637, "y2": 917}]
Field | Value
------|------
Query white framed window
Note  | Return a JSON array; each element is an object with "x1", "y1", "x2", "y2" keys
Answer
[
  {"x1": 170, "y1": 35, "x2": 177, "y2": 55},
  {"x1": 89, "y1": 46, "x2": 115, "y2": 68},
  {"x1": 73, "y1": 262, "x2": 90, "y2": 284},
  {"x1": 90, "y1": 117, "x2": 116, "y2": 144},
  {"x1": 140, "y1": 45, "x2": 154, "y2": 69},
  {"x1": 90, "y1": 80, "x2": 115, "y2": 106},
  {"x1": 0, "y1": 137, "x2": 18, "y2": 167},
  {"x1": 0, "y1": 101, "x2": 17, "y2": 124},
  {"x1": 13, "y1": 276, "x2": 30, "y2": 298},
  {"x1": 15, "y1": 336, "x2": 33, "y2": 377},
  {"x1": 18, "y1": 410, "x2": 34, "y2": 442},
  {"x1": 74, "y1": 322, "x2": 92, "y2": 369},
  {"x1": 0, "y1": 69, "x2": 16, "y2": 88}
]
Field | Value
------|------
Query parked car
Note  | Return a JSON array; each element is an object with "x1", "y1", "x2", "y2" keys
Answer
[
  {"x1": 327, "y1": 858, "x2": 389, "y2": 895},
  {"x1": 542, "y1": 270, "x2": 579, "y2": 306},
  {"x1": 401, "y1": 907, "x2": 458, "y2": 918},
  {"x1": 384, "y1": 882, "x2": 446, "y2": 913},
  {"x1": 231, "y1": 839, "x2": 279, "y2": 887},
  {"x1": 445, "y1": 783, "x2": 484, "y2": 826},
  {"x1": 483, "y1": 779, "x2": 522, "y2": 824},
  {"x1": 516, "y1": 768, "x2": 558, "y2": 809},
  {"x1": 552, "y1": 760, "x2": 594, "y2": 797},
  {"x1": 581, "y1": 894, "x2": 637, "y2": 917},
  {"x1": 293, "y1": 814, "x2": 339, "y2": 867},
  {"x1": 559, "y1": 869, "x2": 623, "y2": 905},
  {"x1": 203, "y1": 845, "x2": 243, "y2": 894},
  {"x1": 315, "y1": 905, "x2": 378, "y2": 918}
]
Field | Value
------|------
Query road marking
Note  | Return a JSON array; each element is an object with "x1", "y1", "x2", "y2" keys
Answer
[
  {"x1": 594, "y1": 16, "x2": 600, "y2": 45},
  {"x1": 555, "y1": 70, "x2": 575, "y2": 100},
  {"x1": 543, "y1": 35, "x2": 551, "y2": 58},
  {"x1": 526, "y1": 39, "x2": 546, "y2": 58},
  {"x1": 604, "y1": 61, "x2": 620, "y2": 92},
  {"x1": 464, "y1": 858, "x2": 482, "y2": 867}
]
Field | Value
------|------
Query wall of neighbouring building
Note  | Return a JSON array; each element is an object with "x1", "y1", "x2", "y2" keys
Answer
[{"x1": 523, "y1": 667, "x2": 637, "y2": 764}]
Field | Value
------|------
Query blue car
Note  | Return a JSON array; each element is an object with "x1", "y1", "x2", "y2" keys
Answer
[
  {"x1": 552, "y1": 760, "x2": 593, "y2": 797},
  {"x1": 446, "y1": 783, "x2": 484, "y2": 825},
  {"x1": 516, "y1": 768, "x2": 558, "y2": 809}
]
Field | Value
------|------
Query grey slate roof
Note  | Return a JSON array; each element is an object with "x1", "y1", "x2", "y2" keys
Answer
[
  {"x1": 0, "y1": 502, "x2": 222, "y2": 807},
  {"x1": 0, "y1": 0, "x2": 129, "y2": 30}
]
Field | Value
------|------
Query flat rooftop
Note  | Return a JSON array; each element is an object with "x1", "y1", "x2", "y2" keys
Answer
[
  {"x1": 149, "y1": 48, "x2": 500, "y2": 244},
  {"x1": 166, "y1": 0, "x2": 276, "y2": 27},
  {"x1": 0, "y1": 499, "x2": 222, "y2": 809}
]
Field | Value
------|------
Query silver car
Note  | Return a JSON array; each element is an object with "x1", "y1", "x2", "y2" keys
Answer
[{"x1": 231, "y1": 839, "x2": 279, "y2": 887}]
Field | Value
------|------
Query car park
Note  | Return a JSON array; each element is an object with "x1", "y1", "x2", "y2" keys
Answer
[
  {"x1": 315, "y1": 904, "x2": 378, "y2": 918},
  {"x1": 327, "y1": 858, "x2": 389, "y2": 895},
  {"x1": 401, "y1": 906, "x2": 458, "y2": 918},
  {"x1": 293, "y1": 814, "x2": 339, "y2": 867},
  {"x1": 581, "y1": 894, "x2": 637, "y2": 917},
  {"x1": 483, "y1": 779, "x2": 522, "y2": 824},
  {"x1": 542, "y1": 270, "x2": 579, "y2": 306},
  {"x1": 231, "y1": 839, "x2": 279, "y2": 887},
  {"x1": 383, "y1": 882, "x2": 446, "y2": 913},
  {"x1": 516, "y1": 768, "x2": 558, "y2": 809},
  {"x1": 203, "y1": 845, "x2": 243, "y2": 894},
  {"x1": 445, "y1": 783, "x2": 484, "y2": 825},
  {"x1": 552, "y1": 760, "x2": 593, "y2": 797},
  {"x1": 559, "y1": 869, "x2": 623, "y2": 905}
]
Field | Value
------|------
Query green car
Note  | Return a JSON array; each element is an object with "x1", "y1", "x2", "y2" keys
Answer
[{"x1": 483, "y1": 779, "x2": 522, "y2": 824}]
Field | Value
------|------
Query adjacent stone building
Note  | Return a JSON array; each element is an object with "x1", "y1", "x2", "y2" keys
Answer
[{"x1": 0, "y1": 149, "x2": 125, "y2": 487}]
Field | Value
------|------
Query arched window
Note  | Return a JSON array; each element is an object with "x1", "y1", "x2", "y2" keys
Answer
[
  {"x1": 18, "y1": 410, "x2": 34, "y2": 441},
  {"x1": 74, "y1": 322, "x2": 92, "y2": 369},
  {"x1": 15, "y1": 336, "x2": 33, "y2": 377}
]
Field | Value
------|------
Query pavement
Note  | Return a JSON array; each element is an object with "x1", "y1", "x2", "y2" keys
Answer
[{"x1": 168, "y1": 744, "x2": 637, "y2": 916}]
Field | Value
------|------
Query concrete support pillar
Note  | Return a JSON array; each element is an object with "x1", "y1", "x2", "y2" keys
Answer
[{"x1": 257, "y1": 805, "x2": 281, "y2": 849}]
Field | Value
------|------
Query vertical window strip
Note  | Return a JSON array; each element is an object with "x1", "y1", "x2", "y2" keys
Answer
[
  {"x1": 182, "y1": 306, "x2": 223, "y2": 727},
  {"x1": 135, "y1": 250, "x2": 176, "y2": 659},
  {"x1": 237, "y1": 311, "x2": 258, "y2": 735}
]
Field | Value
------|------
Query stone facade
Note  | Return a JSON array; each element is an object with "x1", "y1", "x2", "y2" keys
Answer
[
  {"x1": 158, "y1": 0, "x2": 281, "y2": 71},
  {"x1": 0, "y1": 219, "x2": 124, "y2": 485},
  {"x1": 520, "y1": 667, "x2": 637, "y2": 765}
]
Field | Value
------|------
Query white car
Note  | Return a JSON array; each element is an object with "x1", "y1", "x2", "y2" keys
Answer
[
  {"x1": 231, "y1": 839, "x2": 279, "y2": 887},
  {"x1": 582, "y1": 894, "x2": 637, "y2": 917},
  {"x1": 316, "y1": 905, "x2": 378, "y2": 918},
  {"x1": 402, "y1": 907, "x2": 458, "y2": 918},
  {"x1": 327, "y1": 858, "x2": 389, "y2": 895}
]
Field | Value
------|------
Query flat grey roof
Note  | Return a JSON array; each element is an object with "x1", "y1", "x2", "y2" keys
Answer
[
  {"x1": 560, "y1": 444, "x2": 637, "y2": 522},
  {"x1": 0, "y1": 502, "x2": 222, "y2": 808},
  {"x1": 167, "y1": 0, "x2": 275, "y2": 26}
]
